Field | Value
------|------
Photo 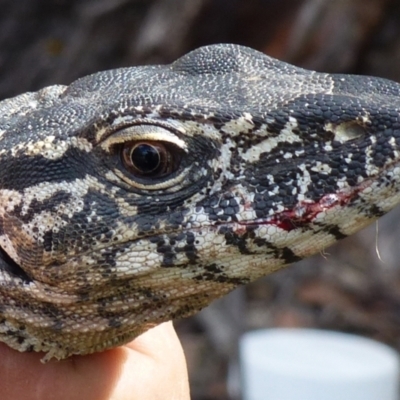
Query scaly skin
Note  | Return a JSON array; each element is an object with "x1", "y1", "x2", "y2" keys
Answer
[{"x1": 1, "y1": 44, "x2": 400, "y2": 360}]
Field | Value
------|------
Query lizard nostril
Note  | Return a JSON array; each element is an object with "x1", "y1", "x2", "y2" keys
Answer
[{"x1": 325, "y1": 121, "x2": 366, "y2": 144}]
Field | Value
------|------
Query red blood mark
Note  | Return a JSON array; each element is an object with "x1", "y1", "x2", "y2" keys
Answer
[
  {"x1": 232, "y1": 224, "x2": 248, "y2": 235},
  {"x1": 240, "y1": 191, "x2": 356, "y2": 232},
  {"x1": 243, "y1": 200, "x2": 253, "y2": 210}
]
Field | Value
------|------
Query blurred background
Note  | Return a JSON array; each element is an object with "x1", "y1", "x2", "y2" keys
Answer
[{"x1": 2, "y1": 0, "x2": 400, "y2": 398}]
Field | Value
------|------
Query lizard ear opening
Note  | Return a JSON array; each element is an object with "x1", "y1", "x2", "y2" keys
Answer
[{"x1": 0, "y1": 246, "x2": 32, "y2": 284}]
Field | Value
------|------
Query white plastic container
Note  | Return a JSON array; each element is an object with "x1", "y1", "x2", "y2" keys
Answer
[{"x1": 240, "y1": 328, "x2": 399, "y2": 400}]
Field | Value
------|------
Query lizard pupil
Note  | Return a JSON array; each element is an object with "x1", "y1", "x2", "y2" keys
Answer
[
  {"x1": 131, "y1": 144, "x2": 160, "y2": 173},
  {"x1": 121, "y1": 140, "x2": 179, "y2": 178}
]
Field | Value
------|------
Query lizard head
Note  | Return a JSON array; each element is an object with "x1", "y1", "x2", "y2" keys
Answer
[{"x1": 1, "y1": 44, "x2": 400, "y2": 359}]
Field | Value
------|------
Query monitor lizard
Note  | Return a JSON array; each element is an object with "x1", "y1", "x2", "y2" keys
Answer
[{"x1": 1, "y1": 44, "x2": 400, "y2": 362}]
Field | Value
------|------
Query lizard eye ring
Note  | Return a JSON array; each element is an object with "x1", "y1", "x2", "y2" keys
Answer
[
  {"x1": 100, "y1": 123, "x2": 190, "y2": 189},
  {"x1": 121, "y1": 141, "x2": 182, "y2": 178}
]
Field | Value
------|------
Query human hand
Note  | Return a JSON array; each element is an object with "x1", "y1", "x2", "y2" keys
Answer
[{"x1": 0, "y1": 321, "x2": 190, "y2": 400}]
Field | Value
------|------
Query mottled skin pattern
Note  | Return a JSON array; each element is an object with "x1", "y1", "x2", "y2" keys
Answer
[{"x1": 1, "y1": 44, "x2": 400, "y2": 361}]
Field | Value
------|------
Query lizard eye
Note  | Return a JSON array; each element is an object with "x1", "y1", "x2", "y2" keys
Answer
[
  {"x1": 122, "y1": 141, "x2": 182, "y2": 178},
  {"x1": 100, "y1": 124, "x2": 188, "y2": 188}
]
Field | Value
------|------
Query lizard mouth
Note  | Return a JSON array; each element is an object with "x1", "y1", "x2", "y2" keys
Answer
[
  {"x1": 239, "y1": 192, "x2": 350, "y2": 232},
  {"x1": 236, "y1": 159, "x2": 400, "y2": 233}
]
